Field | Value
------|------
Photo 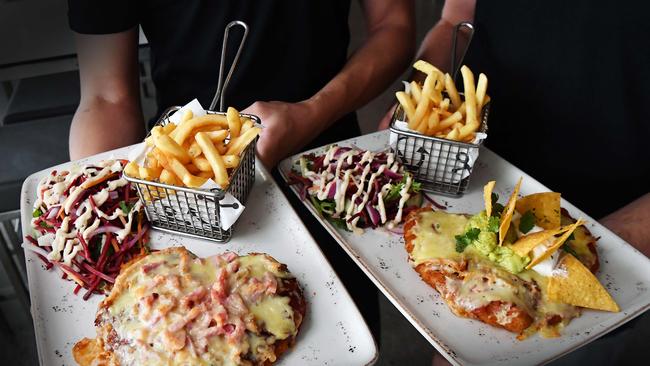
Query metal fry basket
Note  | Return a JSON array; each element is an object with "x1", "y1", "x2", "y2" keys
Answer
[
  {"x1": 124, "y1": 107, "x2": 258, "y2": 242},
  {"x1": 389, "y1": 21, "x2": 489, "y2": 196},
  {"x1": 124, "y1": 20, "x2": 255, "y2": 242},
  {"x1": 389, "y1": 103, "x2": 489, "y2": 196}
]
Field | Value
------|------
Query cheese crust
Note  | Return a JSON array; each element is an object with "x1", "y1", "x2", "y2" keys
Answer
[
  {"x1": 74, "y1": 247, "x2": 306, "y2": 366},
  {"x1": 404, "y1": 208, "x2": 597, "y2": 337}
]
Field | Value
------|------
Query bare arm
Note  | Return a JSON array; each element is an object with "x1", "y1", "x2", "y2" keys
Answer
[
  {"x1": 244, "y1": 0, "x2": 415, "y2": 167},
  {"x1": 69, "y1": 29, "x2": 144, "y2": 160},
  {"x1": 378, "y1": 0, "x2": 475, "y2": 129},
  {"x1": 601, "y1": 193, "x2": 650, "y2": 257},
  {"x1": 416, "y1": 0, "x2": 476, "y2": 74}
]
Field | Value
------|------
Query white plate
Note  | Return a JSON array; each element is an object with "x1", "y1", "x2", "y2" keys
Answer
[
  {"x1": 278, "y1": 130, "x2": 650, "y2": 366},
  {"x1": 21, "y1": 146, "x2": 377, "y2": 366}
]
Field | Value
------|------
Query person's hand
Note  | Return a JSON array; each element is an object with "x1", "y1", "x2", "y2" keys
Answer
[
  {"x1": 378, "y1": 103, "x2": 397, "y2": 130},
  {"x1": 242, "y1": 100, "x2": 321, "y2": 168}
]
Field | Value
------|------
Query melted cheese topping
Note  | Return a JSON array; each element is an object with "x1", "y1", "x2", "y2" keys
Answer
[
  {"x1": 103, "y1": 249, "x2": 299, "y2": 366},
  {"x1": 409, "y1": 210, "x2": 581, "y2": 337}
]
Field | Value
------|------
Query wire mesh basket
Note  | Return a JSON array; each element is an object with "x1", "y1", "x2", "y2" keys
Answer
[
  {"x1": 389, "y1": 103, "x2": 489, "y2": 196},
  {"x1": 123, "y1": 106, "x2": 258, "y2": 242}
]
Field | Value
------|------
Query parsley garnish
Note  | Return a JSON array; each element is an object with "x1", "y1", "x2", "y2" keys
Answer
[
  {"x1": 455, "y1": 228, "x2": 481, "y2": 253},
  {"x1": 32, "y1": 208, "x2": 43, "y2": 218},
  {"x1": 519, "y1": 210, "x2": 536, "y2": 234}
]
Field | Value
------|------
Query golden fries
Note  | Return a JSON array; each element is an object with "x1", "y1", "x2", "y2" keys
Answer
[
  {"x1": 195, "y1": 132, "x2": 229, "y2": 187},
  {"x1": 226, "y1": 107, "x2": 241, "y2": 139},
  {"x1": 394, "y1": 60, "x2": 489, "y2": 142},
  {"x1": 172, "y1": 114, "x2": 228, "y2": 145},
  {"x1": 124, "y1": 107, "x2": 261, "y2": 189},
  {"x1": 226, "y1": 127, "x2": 262, "y2": 156}
]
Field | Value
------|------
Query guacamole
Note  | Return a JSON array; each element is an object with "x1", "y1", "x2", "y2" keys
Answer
[{"x1": 456, "y1": 211, "x2": 530, "y2": 273}]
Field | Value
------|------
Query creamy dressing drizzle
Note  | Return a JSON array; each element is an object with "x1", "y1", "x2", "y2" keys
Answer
[
  {"x1": 303, "y1": 146, "x2": 412, "y2": 232},
  {"x1": 33, "y1": 160, "x2": 136, "y2": 266}
]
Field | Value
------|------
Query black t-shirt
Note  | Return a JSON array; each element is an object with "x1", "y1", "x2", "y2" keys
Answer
[
  {"x1": 465, "y1": 0, "x2": 650, "y2": 218},
  {"x1": 68, "y1": 0, "x2": 359, "y2": 148}
]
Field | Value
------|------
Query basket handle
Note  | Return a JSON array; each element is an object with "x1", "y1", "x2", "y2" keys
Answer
[
  {"x1": 209, "y1": 20, "x2": 249, "y2": 112},
  {"x1": 450, "y1": 22, "x2": 475, "y2": 82}
]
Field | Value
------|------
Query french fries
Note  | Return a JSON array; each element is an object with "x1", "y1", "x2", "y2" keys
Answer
[
  {"x1": 395, "y1": 61, "x2": 489, "y2": 142},
  {"x1": 125, "y1": 106, "x2": 260, "y2": 189}
]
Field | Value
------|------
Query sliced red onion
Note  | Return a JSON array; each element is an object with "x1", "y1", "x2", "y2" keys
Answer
[
  {"x1": 366, "y1": 204, "x2": 380, "y2": 227},
  {"x1": 109, "y1": 191, "x2": 119, "y2": 200},
  {"x1": 46, "y1": 206, "x2": 59, "y2": 220},
  {"x1": 117, "y1": 225, "x2": 148, "y2": 255},
  {"x1": 383, "y1": 169, "x2": 402, "y2": 180},
  {"x1": 424, "y1": 194, "x2": 447, "y2": 210},
  {"x1": 386, "y1": 227, "x2": 405, "y2": 235},
  {"x1": 88, "y1": 225, "x2": 122, "y2": 240}
]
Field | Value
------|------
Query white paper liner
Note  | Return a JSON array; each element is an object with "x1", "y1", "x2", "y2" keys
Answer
[
  {"x1": 389, "y1": 81, "x2": 487, "y2": 183},
  {"x1": 126, "y1": 99, "x2": 244, "y2": 230}
]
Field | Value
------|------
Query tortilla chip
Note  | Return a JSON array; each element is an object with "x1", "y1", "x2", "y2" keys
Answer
[
  {"x1": 526, "y1": 219, "x2": 585, "y2": 269},
  {"x1": 509, "y1": 229, "x2": 564, "y2": 257},
  {"x1": 484, "y1": 181, "x2": 496, "y2": 217},
  {"x1": 516, "y1": 192, "x2": 561, "y2": 230},
  {"x1": 498, "y1": 177, "x2": 523, "y2": 246},
  {"x1": 548, "y1": 254, "x2": 619, "y2": 312}
]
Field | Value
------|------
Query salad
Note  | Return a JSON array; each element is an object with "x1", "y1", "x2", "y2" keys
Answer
[
  {"x1": 289, "y1": 146, "x2": 422, "y2": 233},
  {"x1": 25, "y1": 160, "x2": 149, "y2": 300}
]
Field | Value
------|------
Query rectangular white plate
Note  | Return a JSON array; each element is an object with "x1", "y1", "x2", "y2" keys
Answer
[
  {"x1": 21, "y1": 146, "x2": 377, "y2": 366},
  {"x1": 278, "y1": 130, "x2": 650, "y2": 366}
]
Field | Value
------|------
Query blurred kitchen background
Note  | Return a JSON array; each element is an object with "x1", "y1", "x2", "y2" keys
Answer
[{"x1": 1, "y1": 1, "x2": 648, "y2": 365}]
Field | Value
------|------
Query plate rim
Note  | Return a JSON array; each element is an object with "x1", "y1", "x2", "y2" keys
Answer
[
  {"x1": 20, "y1": 146, "x2": 379, "y2": 366},
  {"x1": 277, "y1": 130, "x2": 650, "y2": 366}
]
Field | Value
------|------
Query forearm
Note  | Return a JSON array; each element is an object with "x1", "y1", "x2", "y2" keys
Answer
[
  {"x1": 70, "y1": 29, "x2": 143, "y2": 160},
  {"x1": 415, "y1": 0, "x2": 476, "y2": 76},
  {"x1": 416, "y1": 19, "x2": 456, "y2": 76},
  {"x1": 600, "y1": 193, "x2": 650, "y2": 257},
  {"x1": 69, "y1": 97, "x2": 144, "y2": 160},
  {"x1": 302, "y1": 19, "x2": 415, "y2": 138}
]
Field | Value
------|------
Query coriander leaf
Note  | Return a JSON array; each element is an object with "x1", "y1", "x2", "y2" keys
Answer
[
  {"x1": 119, "y1": 201, "x2": 132, "y2": 215},
  {"x1": 320, "y1": 200, "x2": 336, "y2": 214},
  {"x1": 385, "y1": 182, "x2": 404, "y2": 201},
  {"x1": 491, "y1": 192, "x2": 500, "y2": 205},
  {"x1": 487, "y1": 216, "x2": 500, "y2": 233},
  {"x1": 32, "y1": 208, "x2": 43, "y2": 218},
  {"x1": 561, "y1": 243, "x2": 578, "y2": 257},
  {"x1": 519, "y1": 210, "x2": 536, "y2": 234},
  {"x1": 490, "y1": 193, "x2": 505, "y2": 216},
  {"x1": 39, "y1": 221, "x2": 51, "y2": 228},
  {"x1": 411, "y1": 179, "x2": 422, "y2": 193},
  {"x1": 330, "y1": 217, "x2": 351, "y2": 231},
  {"x1": 466, "y1": 227, "x2": 481, "y2": 241},
  {"x1": 492, "y1": 203, "x2": 505, "y2": 217},
  {"x1": 309, "y1": 196, "x2": 323, "y2": 217},
  {"x1": 455, "y1": 228, "x2": 481, "y2": 253}
]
